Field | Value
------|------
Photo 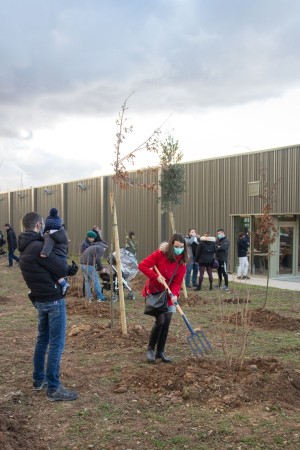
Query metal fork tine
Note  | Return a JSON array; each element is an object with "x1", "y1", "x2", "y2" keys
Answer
[{"x1": 187, "y1": 335, "x2": 204, "y2": 356}]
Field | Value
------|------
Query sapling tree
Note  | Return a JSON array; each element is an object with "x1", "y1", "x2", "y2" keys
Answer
[
  {"x1": 157, "y1": 134, "x2": 186, "y2": 232},
  {"x1": 254, "y1": 164, "x2": 279, "y2": 308},
  {"x1": 157, "y1": 134, "x2": 187, "y2": 297},
  {"x1": 111, "y1": 94, "x2": 167, "y2": 335}
]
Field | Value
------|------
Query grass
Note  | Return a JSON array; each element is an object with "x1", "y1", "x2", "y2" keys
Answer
[{"x1": 1, "y1": 261, "x2": 300, "y2": 450}]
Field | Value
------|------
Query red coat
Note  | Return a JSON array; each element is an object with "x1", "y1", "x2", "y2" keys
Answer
[{"x1": 138, "y1": 244, "x2": 186, "y2": 306}]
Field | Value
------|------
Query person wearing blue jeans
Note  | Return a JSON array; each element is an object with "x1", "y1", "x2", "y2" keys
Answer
[
  {"x1": 18, "y1": 212, "x2": 79, "y2": 402},
  {"x1": 33, "y1": 299, "x2": 66, "y2": 392},
  {"x1": 80, "y1": 241, "x2": 107, "y2": 302},
  {"x1": 81, "y1": 263, "x2": 106, "y2": 301},
  {"x1": 185, "y1": 229, "x2": 200, "y2": 287},
  {"x1": 4, "y1": 223, "x2": 19, "y2": 267}
]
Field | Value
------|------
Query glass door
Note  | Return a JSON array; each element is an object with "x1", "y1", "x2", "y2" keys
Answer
[{"x1": 279, "y1": 225, "x2": 295, "y2": 275}]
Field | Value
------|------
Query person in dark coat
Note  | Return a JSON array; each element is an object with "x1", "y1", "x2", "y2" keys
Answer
[
  {"x1": 18, "y1": 211, "x2": 79, "y2": 402},
  {"x1": 237, "y1": 232, "x2": 250, "y2": 279},
  {"x1": 216, "y1": 228, "x2": 230, "y2": 291},
  {"x1": 4, "y1": 223, "x2": 19, "y2": 267},
  {"x1": 0, "y1": 229, "x2": 6, "y2": 255},
  {"x1": 195, "y1": 232, "x2": 216, "y2": 291}
]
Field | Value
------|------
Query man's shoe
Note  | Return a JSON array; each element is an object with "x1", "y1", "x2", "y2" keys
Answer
[
  {"x1": 33, "y1": 379, "x2": 48, "y2": 391},
  {"x1": 223, "y1": 286, "x2": 230, "y2": 292},
  {"x1": 46, "y1": 385, "x2": 78, "y2": 402},
  {"x1": 237, "y1": 276, "x2": 242, "y2": 279},
  {"x1": 147, "y1": 349, "x2": 156, "y2": 363},
  {"x1": 194, "y1": 287, "x2": 201, "y2": 291},
  {"x1": 97, "y1": 297, "x2": 107, "y2": 302},
  {"x1": 156, "y1": 352, "x2": 172, "y2": 363},
  {"x1": 242, "y1": 276, "x2": 250, "y2": 279}
]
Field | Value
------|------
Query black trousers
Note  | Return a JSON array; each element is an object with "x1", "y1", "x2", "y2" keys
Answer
[{"x1": 148, "y1": 312, "x2": 172, "y2": 353}]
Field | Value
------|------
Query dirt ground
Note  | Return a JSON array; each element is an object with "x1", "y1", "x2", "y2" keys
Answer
[{"x1": 1, "y1": 267, "x2": 300, "y2": 449}]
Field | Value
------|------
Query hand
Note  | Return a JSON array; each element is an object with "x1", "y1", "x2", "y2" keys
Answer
[
  {"x1": 157, "y1": 275, "x2": 166, "y2": 285},
  {"x1": 68, "y1": 260, "x2": 78, "y2": 276},
  {"x1": 170, "y1": 295, "x2": 177, "y2": 305}
]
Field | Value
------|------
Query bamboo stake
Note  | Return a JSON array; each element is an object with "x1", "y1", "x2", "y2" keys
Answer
[{"x1": 110, "y1": 193, "x2": 127, "y2": 335}]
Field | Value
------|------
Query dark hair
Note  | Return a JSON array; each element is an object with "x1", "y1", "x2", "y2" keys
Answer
[
  {"x1": 239, "y1": 232, "x2": 245, "y2": 238},
  {"x1": 4, "y1": 223, "x2": 10, "y2": 227},
  {"x1": 217, "y1": 228, "x2": 225, "y2": 233},
  {"x1": 22, "y1": 212, "x2": 43, "y2": 231},
  {"x1": 165, "y1": 233, "x2": 188, "y2": 264},
  {"x1": 128, "y1": 231, "x2": 135, "y2": 239}
]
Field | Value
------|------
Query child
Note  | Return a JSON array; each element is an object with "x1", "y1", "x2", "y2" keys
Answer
[{"x1": 40, "y1": 208, "x2": 70, "y2": 295}]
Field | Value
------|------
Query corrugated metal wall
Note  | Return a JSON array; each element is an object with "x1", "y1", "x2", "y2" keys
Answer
[{"x1": 1, "y1": 145, "x2": 299, "y2": 268}]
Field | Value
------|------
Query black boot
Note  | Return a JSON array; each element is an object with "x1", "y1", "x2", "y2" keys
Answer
[
  {"x1": 209, "y1": 282, "x2": 213, "y2": 291},
  {"x1": 194, "y1": 283, "x2": 202, "y2": 291},
  {"x1": 147, "y1": 349, "x2": 156, "y2": 363},
  {"x1": 156, "y1": 351, "x2": 172, "y2": 363},
  {"x1": 147, "y1": 323, "x2": 162, "y2": 363},
  {"x1": 156, "y1": 320, "x2": 172, "y2": 363}
]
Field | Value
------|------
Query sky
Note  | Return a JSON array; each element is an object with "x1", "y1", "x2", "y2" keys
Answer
[{"x1": 1, "y1": 0, "x2": 300, "y2": 192}]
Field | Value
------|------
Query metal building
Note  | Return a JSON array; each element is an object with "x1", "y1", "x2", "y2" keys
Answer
[{"x1": 0, "y1": 144, "x2": 299, "y2": 279}]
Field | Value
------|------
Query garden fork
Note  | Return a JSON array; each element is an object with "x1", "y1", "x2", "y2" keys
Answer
[{"x1": 154, "y1": 266, "x2": 212, "y2": 357}]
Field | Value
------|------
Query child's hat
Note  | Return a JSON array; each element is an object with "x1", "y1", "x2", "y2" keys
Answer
[
  {"x1": 86, "y1": 231, "x2": 97, "y2": 239},
  {"x1": 44, "y1": 208, "x2": 62, "y2": 232}
]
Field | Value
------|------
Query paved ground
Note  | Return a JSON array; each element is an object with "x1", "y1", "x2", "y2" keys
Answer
[{"x1": 233, "y1": 275, "x2": 300, "y2": 291}]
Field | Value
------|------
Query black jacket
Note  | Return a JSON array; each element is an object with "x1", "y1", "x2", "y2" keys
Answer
[
  {"x1": 18, "y1": 231, "x2": 69, "y2": 302},
  {"x1": 195, "y1": 236, "x2": 216, "y2": 265},
  {"x1": 6, "y1": 227, "x2": 17, "y2": 250},
  {"x1": 216, "y1": 236, "x2": 230, "y2": 262},
  {"x1": 237, "y1": 237, "x2": 249, "y2": 257}
]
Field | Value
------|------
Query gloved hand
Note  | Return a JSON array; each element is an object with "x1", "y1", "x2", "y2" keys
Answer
[
  {"x1": 68, "y1": 260, "x2": 79, "y2": 276},
  {"x1": 170, "y1": 295, "x2": 178, "y2": 305}
]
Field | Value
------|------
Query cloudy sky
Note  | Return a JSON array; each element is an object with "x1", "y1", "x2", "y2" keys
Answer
[{"x1": 1, "y1": 0, "x2": 300, "y2": 192}]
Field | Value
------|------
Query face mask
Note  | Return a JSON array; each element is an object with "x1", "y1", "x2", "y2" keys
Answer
[
  {"x1": 174, "y1": 247, "x2": 184, "y2": 255},
  {"x1": 217, "y1": 234, "x2": 223, "y2": 239}
]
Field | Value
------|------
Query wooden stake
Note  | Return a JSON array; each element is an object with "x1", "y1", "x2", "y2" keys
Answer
[{"x1": 110, "y1": 193, "x2": 127, "y2": 335}]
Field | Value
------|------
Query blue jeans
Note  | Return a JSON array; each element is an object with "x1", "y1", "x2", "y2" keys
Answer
[
  {"x1": 81, "y1": 264, "x2": 105, "y2": 300},
  {"x1": 8, "y1": 249, "x2": 19, "y2": 266},
  {"x1": 185, "y1": 261, "x2": 199, "y2": 286},
  {"x1": 32, "y1": 299, "x2": 66, "y2": 391}
]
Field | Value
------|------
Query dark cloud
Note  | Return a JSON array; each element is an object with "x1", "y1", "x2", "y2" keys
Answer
[{"x1": 1, "y1": 0, "x2": 300, "y2": 190}]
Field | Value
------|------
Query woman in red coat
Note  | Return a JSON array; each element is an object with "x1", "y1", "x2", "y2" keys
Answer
[{"x1": 138, "y1": 233, "x2": 187, "y2": 363}]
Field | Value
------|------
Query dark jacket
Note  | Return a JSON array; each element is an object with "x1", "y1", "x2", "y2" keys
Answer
[
  {"x1": 80, "y1": 242, "x2": 104, "y2": 271},
  {"x1": 41, "y1": 228, "x2": 69, "y2": 258},
  {"x1": 6, "y1": 226, "x2": 17, "y2": 250},
  {"x1": 216, "y1": 236, "x2": 230, "y2": 262},
  {"x1": 195, "y1": 236, "x2": 216, "y2": 266},
  {"x1": 237, "y1": 236, "x2": 249, "y2": 257},
  {"x1": 18, "y1": 231, "x2": 69, "y2": 302}
]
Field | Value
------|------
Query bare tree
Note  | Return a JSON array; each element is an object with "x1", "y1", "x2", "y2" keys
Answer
[
  {"x1": 254, "y1": 164, "x2": 279, "y2": 308},
  {"x1": 111, "y1": 94, "x2": 168, "y2": 335}
]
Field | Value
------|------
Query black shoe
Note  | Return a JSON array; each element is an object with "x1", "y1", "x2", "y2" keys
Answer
[
  {"x1": 194, "y1": 287, "x2": 201, "y2": 291},
  {"x1": 147, "y1": 349, "x2": 156, "y2": 363},
  {"x1": 46, "y1": 385, "x2": 78, "y2": 402},
  {"x1": 156, "y1": 352, "x2": 172, "y2": 363}
]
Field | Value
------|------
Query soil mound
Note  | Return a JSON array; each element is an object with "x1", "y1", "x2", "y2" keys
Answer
[
  {"x1": 0, "y1": 406, "x2": 47, "y2": 450},
  {"x1": 67, "y1": 298, "x2": 120, "y2": 319},
  {"x1": 116, "y1": 357, "x2": 300, "y2": 410},
  {"x1": 249, "y1": 309, "x2": 300, "y2": 330},
  {"x1": 67, "y1": 323, "x2": 149, "y2": 350}
]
